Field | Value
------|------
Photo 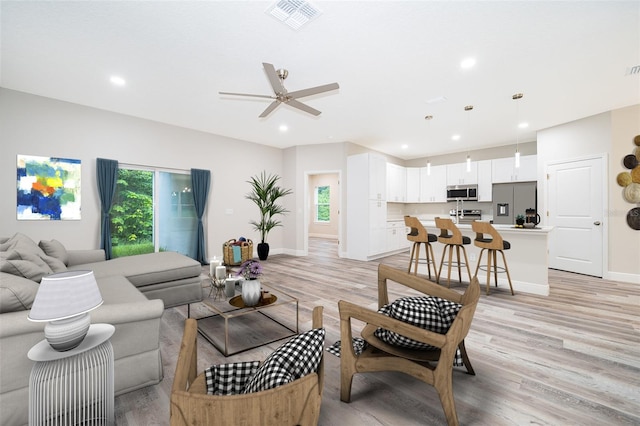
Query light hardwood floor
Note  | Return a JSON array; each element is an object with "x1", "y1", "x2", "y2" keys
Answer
[{"x1": 115, "y1": 238, "x2": 640, "y2": 425}]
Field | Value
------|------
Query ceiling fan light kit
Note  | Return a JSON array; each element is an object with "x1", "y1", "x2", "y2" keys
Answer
[{"x1": 219, "y1": 62, "x2": 339, "y2": 118}]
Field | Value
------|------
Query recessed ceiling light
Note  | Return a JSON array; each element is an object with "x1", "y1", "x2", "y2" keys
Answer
[
  {"x1": 401, "y1": 144, "x2": 409, "y2": 150},
  {"x1": 110, "y1": 76, "x2": 126, "y2": 86},
  {"x1": 460, "y1": 58, "x2": 476, "y2": 69},
  {"x1": 452, "y1": 134, "x2": 461, "y2": 141},
  {"x1": 518, "y1": 122, "x2": 529, "y2": 129},
  {"x1": 279, "y1": 125, "x2": 288, "y2": 132}
]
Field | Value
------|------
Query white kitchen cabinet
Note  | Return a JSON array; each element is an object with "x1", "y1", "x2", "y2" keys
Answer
[
  {"x1": 492, "y1": 155, "x2": 537, "y2": 183},
  {"x1": 405, "y1": 167, "x2": 421, "y2": 203},
  {"x1": 477, "y1": 160, "x2": 492, "y2": 202},
  {"x1": 387, "y1": 221, "x2": 409, "y2": 252},
  {"x1": 347, "y1": 153, "x2": 388, "y2": 260},
  {"x1": 446, "y1": 161, "x2": 478, "y2": 185},
  {"x1": 419, "y1": 165, "x2": 447, "y2": 202},
  {"x1": 386, "y1": 163, "x2": 406, "y2": 202}
]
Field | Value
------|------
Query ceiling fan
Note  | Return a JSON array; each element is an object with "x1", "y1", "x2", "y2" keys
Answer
[{"x1": 219, "y1": 62, "x2": 339, "y2": 118}]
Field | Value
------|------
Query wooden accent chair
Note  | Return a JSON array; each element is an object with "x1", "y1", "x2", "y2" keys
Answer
[
  {"x1": 170, "y1": 306, "x2": 324, "y2": 426},
  {"x1": 339, "y1": 264, "x2": 480, "y2": 426},
  {"x1": 404, "y1": 215, "x2": 439, "y2": 281},
  {"x1": 435, "y1": 217, "x2": 473, "y2": 287},
  {"x1": 472, "y1": 220, "x2": 515, "y2": 295}
]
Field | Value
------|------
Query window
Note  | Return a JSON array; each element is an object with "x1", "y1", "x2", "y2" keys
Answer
[
  {"x1": 110, "y1": 167, "x2": 197, "y2": 259},
  {"x1": 315, "y1": 185, "x2": 330, "y2": 222}
]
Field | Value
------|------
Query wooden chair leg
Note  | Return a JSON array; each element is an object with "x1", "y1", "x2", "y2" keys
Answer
[
  {"x1": 458, "y1": 340, "x2": 475, "y2": 376},
  {"x1": 499, "y1": 250, "x2": 515, "y2": 295},
  {"x1": 474, "y1": 248, "x2": 485, "y2": 278},
  {"x1": 427, "y1": 242, "x2": 438, "y2": 281},
  {"x1": 414, "y1": 243, "x2": 422, "y2": 276},
  {"x1": 485, "y1": 249, "x2": 493, "y2": 295},
  {"x1": 493, "y1": 250, "x2": 499, "y2": 288},
  {"x1": 446, "y1": 245, "x2": 454, "y2": 287},
  {"x1": 435, "y1": 374, "x2": 459, "y2": 426},
  {"x1": 408, "y1": 242, "x2": 417, "y2": 274},
  {"x1": 455, "y1": 245, "x2": 462, "y2": 283},
  {"x1": 460, "y1": 246, "x2": 472, "y2": 284}
]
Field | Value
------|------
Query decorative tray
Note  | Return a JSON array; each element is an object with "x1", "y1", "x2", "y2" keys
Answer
[{"x1": 229, "y1": 294, "x2": 277, "y2": 308}]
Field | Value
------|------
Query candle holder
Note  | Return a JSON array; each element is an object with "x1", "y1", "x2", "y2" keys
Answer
[{"x1": 207, "y1": 273, "x2": 226, "y2": 301}]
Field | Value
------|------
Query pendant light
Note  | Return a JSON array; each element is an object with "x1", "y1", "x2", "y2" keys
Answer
[
  {"x1": 425, "y1": 115, "x2": 433, "y2": 175},
  {"x1": 512, "y1": 93, "x2": 524, "y2": 168},
  {"x1": 464, "y1": 105, "x2": 473, "y2": 172}
]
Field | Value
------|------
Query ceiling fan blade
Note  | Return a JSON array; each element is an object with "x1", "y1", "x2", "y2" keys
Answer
[
  {"x1": 219, "y1": 91, "x2": 275, "y2": 100},
  {"x1": 259, "y1": 100, "x2": 281, "y2": 118},
  {"x1": 262, "y1": 62, "x2": 285, "y2": 94},
  {"x1": 287, "y1": 82, "x2": 340, "y2": 100},
  {"x1": 286, "y1": 99, "x2": 321, "y2": 116}
]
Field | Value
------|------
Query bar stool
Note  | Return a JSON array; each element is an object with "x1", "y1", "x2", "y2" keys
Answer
[
  {"x1": 472, "y1": 221, "x2": 515, "y2": 295},
  {"x1": 404, "y1": 215, "x2": 438, "y2": 281},
  {"x1": 435, "y1": 217, "x2": 472, "y2": 287}
]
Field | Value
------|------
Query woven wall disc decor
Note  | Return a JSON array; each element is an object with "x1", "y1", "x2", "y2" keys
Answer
[
  {"x1": 624, "y1": 183, "x2": 640, "y2": 203},
  {"x1": 624, "y1": 154, "x2": 638, "y2": 169},
  {"x1": 617, "y1": 172, "x2": 632, "y2": 186},
  {"x1": 617, "y1": 135, "x2": 640, "y2": 230},
  {"x1": 627, "y1": 207, "x2": 640, "y2": 230}
]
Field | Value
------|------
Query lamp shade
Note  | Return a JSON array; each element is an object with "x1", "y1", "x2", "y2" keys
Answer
[{"x1": 28, "y1": 270, "x2": 103, "y2": 322}]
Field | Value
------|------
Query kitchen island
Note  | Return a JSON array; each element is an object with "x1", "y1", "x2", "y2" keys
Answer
[{"x1": 418, "y1": 220, "x2": 553, "y2": 296}]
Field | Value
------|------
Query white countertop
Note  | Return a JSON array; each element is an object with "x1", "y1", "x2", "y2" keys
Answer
[{"x1": 390, "y1": 217, "x2": 553, "y2": 233}]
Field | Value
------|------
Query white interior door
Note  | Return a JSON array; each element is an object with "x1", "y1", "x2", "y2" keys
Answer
[{"x1": 547, "y1": 157, "x2": 604, "y2": 277}]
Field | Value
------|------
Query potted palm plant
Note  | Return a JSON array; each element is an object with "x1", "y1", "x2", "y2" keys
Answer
[{"x1": 245, "y1": 171, "x2": 293, "y2": 260}]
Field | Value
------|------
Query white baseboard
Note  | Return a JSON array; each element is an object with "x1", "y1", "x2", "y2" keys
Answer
[{"x1": 606, "y1": 271, "x2": 640, "y2": 284}]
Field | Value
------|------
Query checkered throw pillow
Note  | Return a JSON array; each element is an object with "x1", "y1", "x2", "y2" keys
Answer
[
  {"x1": 204, "y1": 361, "x2": 261, "y2": 395},
  {"x1": 374, "y1": 296, "x2": 461, "y2": 351},
  {"x1": 242, "y1": 327, "x2": 325, "y2": 394}
]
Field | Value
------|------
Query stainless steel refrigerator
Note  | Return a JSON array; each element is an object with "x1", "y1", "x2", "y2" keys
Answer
[{"x1": 492, "y1": 182, "x2": 537, "y2": 225}]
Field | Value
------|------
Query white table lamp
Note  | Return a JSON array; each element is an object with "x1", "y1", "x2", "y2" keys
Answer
[{"x1": 28, "y1": 270, "x2": 103, "y2": 351}]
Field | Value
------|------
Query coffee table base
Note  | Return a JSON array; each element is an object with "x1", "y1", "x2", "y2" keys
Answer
[{"x1": 195, "y1": 309, "x2": 298, "y2": 356}]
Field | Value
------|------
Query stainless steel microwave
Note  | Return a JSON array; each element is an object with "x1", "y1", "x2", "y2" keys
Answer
[{"x1": 446, "y1": 184, "x2": 478, "y2": 201}]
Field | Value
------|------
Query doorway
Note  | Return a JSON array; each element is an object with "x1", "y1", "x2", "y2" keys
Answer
[
  {"x1": 305, "y1": 171, "x2": 341, "y2": 257},
  {"x1": 546, "y1": 155, "x2": 606, "y2": 277}
]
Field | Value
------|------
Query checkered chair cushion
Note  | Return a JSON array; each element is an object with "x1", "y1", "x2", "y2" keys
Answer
[
  {"x1": 204, "y1": 361, "x2": 261, "y2": 395},
  {"x1": 374, "y1": 296, "x2": 461, "y2": 351},
  {"x1": 242, "y1": 327, "x2": 325, "y2": 394}
]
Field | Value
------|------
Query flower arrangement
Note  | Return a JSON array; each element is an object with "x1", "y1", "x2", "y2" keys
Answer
[{"x1": 237, "y1": 259, "x2": 263, "y2": 280}]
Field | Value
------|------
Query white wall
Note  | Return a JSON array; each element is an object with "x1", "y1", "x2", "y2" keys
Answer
[
  {"x1": 0, "y1": 89, "x2": 284, "y2": 259},
  {"x1": 538, "y1": 106, "x2": 640, "y2": 283}
]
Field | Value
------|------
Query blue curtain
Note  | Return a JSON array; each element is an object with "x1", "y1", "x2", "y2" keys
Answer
[
  {"x1": 97, "y1": 158, "x2": 118, "y2": 260},
  {"x1": 191, "y1": 168, "x2": 211, "y2": 264}
]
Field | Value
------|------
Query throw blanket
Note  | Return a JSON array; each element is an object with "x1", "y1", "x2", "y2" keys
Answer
[{"x1": 232, "y1": 245, "x2": 241, "y2": 263}]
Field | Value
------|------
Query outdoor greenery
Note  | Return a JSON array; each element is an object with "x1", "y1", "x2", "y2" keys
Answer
[
  {"x1": 111, "y1": 169, "x2": 154, "y2": 255},
  {"x1": 316, "y1": 185, "x2": 330, "y2": 222},
  {"x1": 245, "y1": 171, "x2": 293, "y2": 243}
]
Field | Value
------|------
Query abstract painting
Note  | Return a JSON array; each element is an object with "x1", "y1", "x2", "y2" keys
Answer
[{"x1": 17, "y1": 155, "x2": 82, "y2": 220}]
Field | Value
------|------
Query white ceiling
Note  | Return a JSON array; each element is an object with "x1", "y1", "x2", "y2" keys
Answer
[{"x1": 1, "y1": 1, "x2": 639, "y2": 160}]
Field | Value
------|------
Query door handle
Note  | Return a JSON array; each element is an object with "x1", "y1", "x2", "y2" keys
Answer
[{"x1": 594, "y1": 221, "x2": 601, "y2": 226}]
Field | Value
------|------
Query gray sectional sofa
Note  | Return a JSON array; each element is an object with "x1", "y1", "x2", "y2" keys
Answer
[{"x1": 0, "y1": 233, "x2": 203, "y2": 426}]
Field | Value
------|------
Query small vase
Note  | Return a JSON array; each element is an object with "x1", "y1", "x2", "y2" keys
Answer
[{"x1": 242, "y1": 278, "x2": 261, "y2": 307}]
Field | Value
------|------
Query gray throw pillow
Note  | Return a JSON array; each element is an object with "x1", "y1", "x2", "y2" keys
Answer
[
  {"x1": 0, "y1": 274, "x2": 40, "y2": 313},
  {"x1": 0, "y1": 250, "x2": 53, "y2": 281},
  {"x1": 38, "y1": 239, "x2": 69, "y2": 266}
]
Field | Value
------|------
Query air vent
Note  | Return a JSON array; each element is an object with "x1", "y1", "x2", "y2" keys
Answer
[
  {"x1": 627, "y1": 65, "x2": 640, "y2": 75},
  {"x1": 266, "y1": 0, "x2": 322, "y2": 30}
]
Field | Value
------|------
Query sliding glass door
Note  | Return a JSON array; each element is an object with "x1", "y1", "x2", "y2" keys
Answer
[{"x1": 111, "y1": 167, "x2": 197, "y2": 259}]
